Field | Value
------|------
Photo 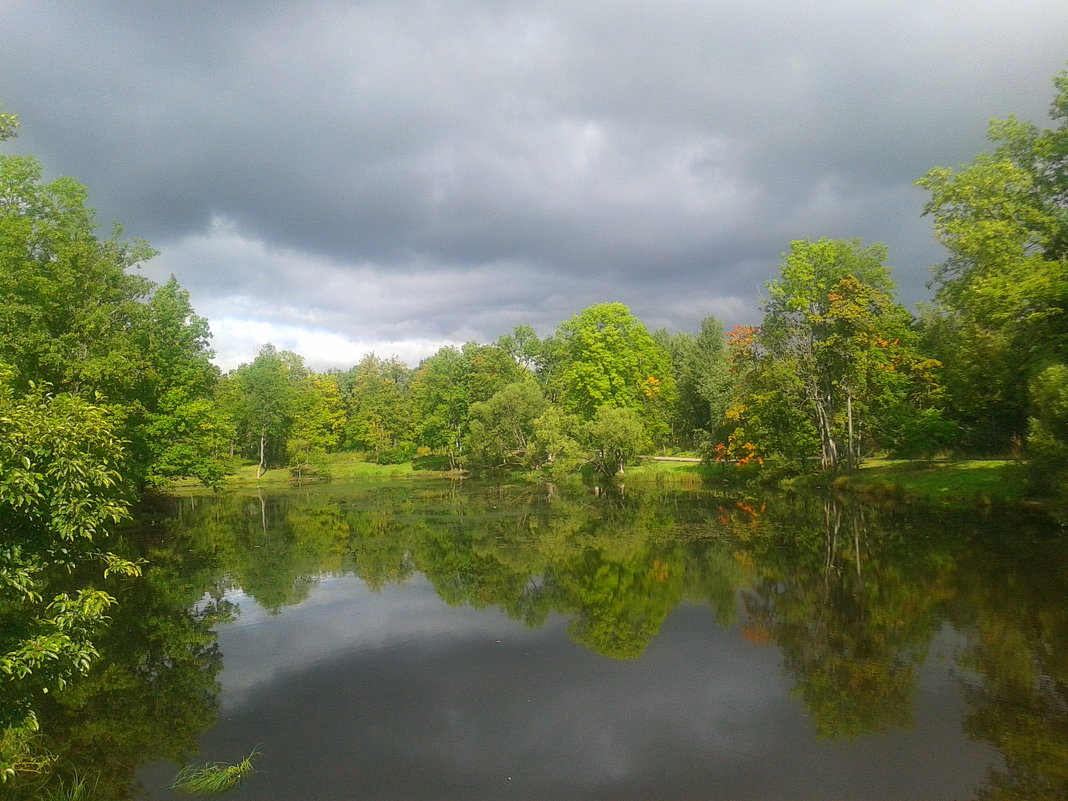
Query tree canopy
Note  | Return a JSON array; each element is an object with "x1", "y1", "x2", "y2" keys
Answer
[
  {"x1": 718, "y1": 239, "x2": 945, "y2": 472},
  {"x1": 918, "y1": 67, "x2": 1068, "y2": 452}
]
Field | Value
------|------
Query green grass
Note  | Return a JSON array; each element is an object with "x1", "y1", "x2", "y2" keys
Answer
[
  {"x1": 165, "y1": 452, "x2": 460, "y2": 492},
  {"x1": 39, "y1": 774, "x2": 98, "y2": 801},
  {"x1": 625, "y1": 458, "x2": 711, "y2": 486},
  {"x1": 830, "y1": 459, "x2": 1031, "y2": 505},
  {"x1": 168, "y1": 452, "x2": 718, "y2": 492},
  {"x1": 162, "y1": 452, "x2": 1038, "y2": 507},
  {"x1": 170, "y1": 751, "x2": 259, "y2": 795}
]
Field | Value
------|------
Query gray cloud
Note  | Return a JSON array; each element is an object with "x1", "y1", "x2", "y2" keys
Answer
[{"x1": 2, "y1": 0, "x2": 1066, "y2": 368}]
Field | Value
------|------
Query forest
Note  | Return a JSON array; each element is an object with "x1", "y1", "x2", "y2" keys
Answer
[{"x1": 0, "y1": 69, "x2": 1067, "y2": 789}]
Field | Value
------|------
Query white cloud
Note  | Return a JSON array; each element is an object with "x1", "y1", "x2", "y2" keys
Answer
[{"x1": 209, "y1": 317, "x2": 458, "y2": 373}]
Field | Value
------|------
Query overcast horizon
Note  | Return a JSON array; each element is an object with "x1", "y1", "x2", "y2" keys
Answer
[{"x1": 3, "y1": 1, "x2": 1066, "y2": 372}]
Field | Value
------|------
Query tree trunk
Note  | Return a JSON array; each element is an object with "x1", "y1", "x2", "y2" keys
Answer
[
  {"x1": 813, "y1": 392, "x2": 839, "y2": 471},
  {"x1": 257, "y1": 431, "x2": 267, "y2": 479},
  {"x1": 846, "y1": 394, "x2": 855, "y2": 474}
]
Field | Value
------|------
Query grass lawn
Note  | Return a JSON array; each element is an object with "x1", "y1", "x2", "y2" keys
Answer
[
  {"x1": 164, "y1": 452, "x2": 1041, "y2": 508},
  {"x1": 625, "y1": 458, "x2": 711, "y2": 485},
  {"x1": 832, "y1": 459, "x2": 1032, "y2": 505},
  {"x1": 165, "y1": 451, "x2": 460, "y2": 492},
  {"x1": 165, "y1": 452, "x2": 724, "y2": 493}
]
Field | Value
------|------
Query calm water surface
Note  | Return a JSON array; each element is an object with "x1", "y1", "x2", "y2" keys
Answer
[{"x1": 37, "y1": 480, "x2": 1068, "y2": 800}]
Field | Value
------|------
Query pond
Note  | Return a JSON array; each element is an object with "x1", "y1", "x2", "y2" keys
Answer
[{"x1": 29, "y1": 480, "x2": 1068, "y2": 800}]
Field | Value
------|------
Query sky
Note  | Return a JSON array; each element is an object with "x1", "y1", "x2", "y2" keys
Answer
[{"x1": 2, "y1": 1, "x2": 1066, "y2": 372}]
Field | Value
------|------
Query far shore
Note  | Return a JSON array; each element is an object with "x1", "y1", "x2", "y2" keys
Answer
[{"x1": 158, "y1": 453, "x2": 1056, "y2": 513}]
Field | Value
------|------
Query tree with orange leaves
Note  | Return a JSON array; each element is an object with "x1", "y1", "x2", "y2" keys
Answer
[{"x1": 732, "y1": 238, "x2": 948, "y2": 472}]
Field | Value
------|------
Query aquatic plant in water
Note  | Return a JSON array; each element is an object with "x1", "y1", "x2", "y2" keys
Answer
[
  {"x1": 170, "y1": 750, "x2": 259, "y2": 795},
  {"x1": 39, "y1": 773, "x2": 99, "y2": 801}
]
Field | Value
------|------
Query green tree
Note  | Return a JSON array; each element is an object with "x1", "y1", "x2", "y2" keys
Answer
[
  {"x1": 495, "y1": 324, "x2": 544, "y2": 373},
  {"x1": 226, "y1": 345, "x2": 305, "y2": 477},
  {"x1": 529, "y1": 406, "x2": 586, "y2": 479},
  {"x1": 548, "y1": 303, "x2": 676, "y2": 443},
  {"x1": 714, "y1": 325, "x2": 817, "y2": 471},
  {"x1": 579, "y1": 406, "x2": 648, "y2": 482},
  {"x1": 1026, "y1": 364, "x2": 1068, "y2": 498},
  {"x1": 409, "y1": 346, "x2": 469, "y2": 468},
  {"x1": 137, "y1": 278, "x2": 231, "y2": 488},
  {"x1": 287, "y1": 374, "x2": 346, "y2": 480},
  {"x1": 410, "y1": 343, "x2": 523, "y2": 468},
  {"x1": 0, "y1": 366, "x2": 140, "y2": 780},
  {"x1": 462, "y1": 342, "x2": 524, "y2": 406},
  {"x1": 464, "y1": 379, "x2": 548, "y2": 471},
  {"x1": 0, "y1": 156, "x2": 155, "y2": 400},
  {"x1": 0, "y1": 153, "x2": 222, "y2": 489},
  {"x1": 759, "y1": 239, "x2": 936, "y2": 471},
  {"x1": 339, "y1": 354, "x2": 413, "y2": 462},
  {"x1": 666, "y1": 316, "x2": 732, "y2": 446},
  {"x1": 918, "y1": 68, "x2": 1068, "y2": 452}
]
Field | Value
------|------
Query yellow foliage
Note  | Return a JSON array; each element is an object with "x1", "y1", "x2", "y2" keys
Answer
[{"x1": 724, "y1": 402, "x2": 747, "y2": 423}]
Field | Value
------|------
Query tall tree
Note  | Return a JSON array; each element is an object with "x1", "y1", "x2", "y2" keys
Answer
[
  {"x1": 917, "y1": 68, "x2": 1068, "y2": 452},
  {"x1": 548, "y1": 303, "x2": 676, "y2": 444},
  {"x1": 137, "y1": 277, "x2": 231, "y2": 488},
  {"x1": 287, "y1": 373, "x2": 346, "y2": 479},
  {"x1": 0, "y1": 155, "x2": 155, "y2": 400},
  {"x1": 409, "y1": 347, "x2": 469, "y2": 468},
  {"x1": 339, "y1": 354, "x2": 413, "y2": 461},
  {"x1": 410, "y1": 343, "x2": 523, "y2": 467},
  {"x1": 0, "y1": 151, "x2": 223, "y2": 488},
  {"x1": 758, "y1": 239, "x2": 936, "y2": 471},
  {"x1": 666, "y1": 316, "x2": 732, "y2": 445},
  {"x1": 715, "y1": 324, "x2": 817, "y2": 470},
  {"x1": 462, "y1": 342, "x2": 525, "y2": 406},
  {"x1": 226, "y1": 345, "x2": 305, "y2": 478},
  {"x1": 495, "y1": 324, "x2": 544, "y2": 373}
]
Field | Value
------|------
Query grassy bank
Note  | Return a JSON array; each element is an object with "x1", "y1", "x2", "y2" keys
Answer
[
  {"x1": 807, "y1": 459, "x2": 1034, "y2": 506},
  {"x1": 166, "y1": 452, "x2": 725, "y2": 493},
  {"x1": 166, "y1": 452, "x2": 1042, "y2": 509},
  {"x1": 623, "y1": 458, "x2": 713, "y2": 486},
  {"x1": 165, "y1": 452, "x2": 461, "y2": 492}
]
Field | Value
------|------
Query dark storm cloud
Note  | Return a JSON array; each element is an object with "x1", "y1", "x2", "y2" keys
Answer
[{"x1": 2, "y1": 0, "x2": 1066, "y2": 367}]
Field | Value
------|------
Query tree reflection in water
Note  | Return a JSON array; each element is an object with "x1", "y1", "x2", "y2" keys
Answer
[{"x1": 13, "y1": 481, "x2": 1068, "y2": 799}]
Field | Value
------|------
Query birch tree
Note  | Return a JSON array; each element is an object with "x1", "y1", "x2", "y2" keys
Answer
[{"x1": 760, "y1": 239, "x2": 930, "y2": 471}]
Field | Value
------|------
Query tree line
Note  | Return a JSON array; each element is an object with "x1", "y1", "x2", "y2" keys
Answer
[
  {"x1": 4, "y1": 72, "x2": 1067, "y2": 499},
  {"x1": 218, "y1": 58, "x2": 1068, "y2": 488}
]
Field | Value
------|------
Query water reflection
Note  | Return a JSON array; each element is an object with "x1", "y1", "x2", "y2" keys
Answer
[
  {"x1": 951, "y1": 524, "x2": 1068, "y2": 801},
  {"x1": 739, "y1": 499, "x2": 949, "y2": 739},
  {"x1": 19, "y1": 482, "x2": 1068, "y2": 799},
  {"x1": 18, "y1": 528, "x2": 233, "y2": 800}
]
